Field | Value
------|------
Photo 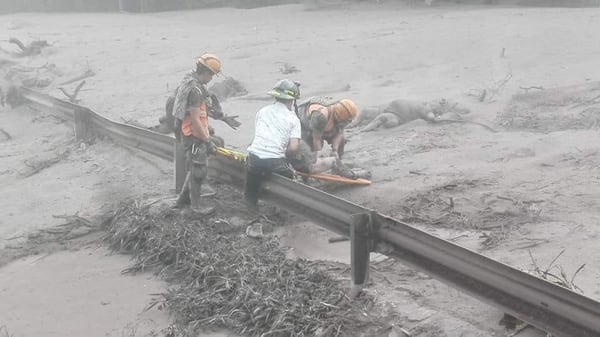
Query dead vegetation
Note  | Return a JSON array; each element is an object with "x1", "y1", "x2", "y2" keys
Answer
[
  {"x1": 58, "y1": 80, "x2": 86, "y2": 103},
  {"x1": 103, "y1": 199, "x2": 391, "y2": 337},
  {"x1": 397, "y1": 179, "x2": 548, "y2": 249},
  {"x1": 5, "y1": 38, "x2": 50, "y2": 57},
  {"x1": 1, "y1": 213, "x2": 103, "y2": 268},
  {"x1": 497, "y1": 81, "x2": 600, "y2": 132},
  {"x1": 500, "y1": 249, "x2": 586, "y2": 336},
  {"x1": 0, "y1": 128, "x2": 11, "y2": 141},
  {"x1": 0, "y1": 325, "x2": 14, "y2": 337},
  {"x1": 528, "y1": 249, "x2": 585, "y2": 293},
  {"x1": 22, "y1": 150, "x2": 70, "y2": 177},
  {"x1": 469, "y1": 73, "x2": 512, "y2": 103},
  {"x1": 58, "y1": 68, "x2": 95, "y2": 86},
  {"x1": 5, "y1": 214, "x2": 98, "y2": 246}
]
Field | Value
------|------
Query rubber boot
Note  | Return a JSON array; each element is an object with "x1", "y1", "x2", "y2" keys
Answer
[
  {"x1": 190, "y1": 178, "x2": 215, "y2": 216},
  {"x1": 245, "y1": 199, "x2": 259, "y2": 215},
  {"x1": 201, "y1": 184, "x2": 216, "y2": 197}
]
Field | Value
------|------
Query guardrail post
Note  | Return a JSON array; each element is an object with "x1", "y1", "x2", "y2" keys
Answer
[
  {"x1": 174, "y1": 140, "x2": 186, "y2": 193},
  {"x1": 73, "y1": 107, "x2": 92, "y2": 142},
  {"x1": 349, "y1": 212, "x2": 377, "y2": 299}
]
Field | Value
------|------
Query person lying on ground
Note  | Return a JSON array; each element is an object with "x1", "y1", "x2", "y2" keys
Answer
[
  {"x1": 287, "y1": 140, "x2": 371, "y2": 180},
  {"x1": 347, "y1": 99, "x2": 438, "y2": 132},
  {"x1": 347, "y1": 98, "x2": 472, "y2": 132}
]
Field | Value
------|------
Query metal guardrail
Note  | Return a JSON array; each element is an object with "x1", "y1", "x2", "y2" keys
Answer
[{"x1": 20, "y1": 87, "x2": 600, "y2": 337}]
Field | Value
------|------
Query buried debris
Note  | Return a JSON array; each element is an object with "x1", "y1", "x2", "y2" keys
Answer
[
  {"x1": 7, "y1": 37, "x2": 50, "y2": 57},
  {"x1": 103, "y1": 200, "x2": 391, "y2": 337},
  {"x1": 208, "y1": 76, "x2": 248, "y2": 101}
]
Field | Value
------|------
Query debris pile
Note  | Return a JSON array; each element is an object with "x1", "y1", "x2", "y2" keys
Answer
[
  {"x1": 208, "y1": 76, "x2": 248, "y2": 101},
  {"x1": 0, "y1": 37, "x2": 94, "y2": 105},
  {"x1": 103, "y1": 200, "x2": 388, "y2": 337}
]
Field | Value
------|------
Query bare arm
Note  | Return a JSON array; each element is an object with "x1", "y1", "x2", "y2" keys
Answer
[
  {"x1": 330, "y1": 130, "x2": 344, "y2": 154},
  {"x1": 287, "y1": 138, "x2": 300, "y2": 156},
  {"x1": 312, "y1": 132, "x2": 324, "y2": 152}
]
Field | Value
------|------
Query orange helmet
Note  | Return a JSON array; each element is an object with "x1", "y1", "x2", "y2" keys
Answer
[
  {"x1": 196, "y1": 53, "x2": 222, "y2": 75},
  {"x1": 332, "y1": 99, "x2": 359, "y2": 122}
]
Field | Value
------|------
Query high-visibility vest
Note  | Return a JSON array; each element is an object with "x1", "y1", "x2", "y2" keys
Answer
[{"x1": 181, "y1": 102, "x2": 209, "y2": 139}]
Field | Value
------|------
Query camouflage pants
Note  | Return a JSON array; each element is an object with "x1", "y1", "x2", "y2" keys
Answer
[{"x1": 180, "y1": 136, "x2": 208, "y2": 208}]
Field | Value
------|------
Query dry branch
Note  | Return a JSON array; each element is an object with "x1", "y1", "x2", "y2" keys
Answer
[
  {"x1": 59, "y1": 69, "x2": 95, "y2": 86},
  {"x1": 0, "y1": 325, "x2": 15, "y2": 337},
  {"x1": 0, "y1": 128, "x2": 11, "y2": 141},
  {"x1": 58, "y1": 80, "x2": 86, "y2": 103},
  {"x1": 519, "y1": 86, "x2": 544, "y2": 93},
  {"x1": 8, "y1": 37, "x2": 49, "y2": 57},
  {"x1": 528, "y1": 249, "x2": 584, "y2": 292},
  {"x1": 23, "y1": 151, "x2": 69, "y2": 177}
]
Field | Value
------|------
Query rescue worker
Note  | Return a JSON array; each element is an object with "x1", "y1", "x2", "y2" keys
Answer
[
  {"x1": 174, "y1": 53, "x2": 222, "y2": 215},
  {"x1": 297, "y1": 97, "x2": 359, "y2": 159},
  {"x1": 244, "y1": 79, "x2": 301, "y2": 213}
]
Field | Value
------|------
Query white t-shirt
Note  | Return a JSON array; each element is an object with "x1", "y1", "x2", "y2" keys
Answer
[{"x1": 247, "y1": 101, "x2": 302, "y2": 159}]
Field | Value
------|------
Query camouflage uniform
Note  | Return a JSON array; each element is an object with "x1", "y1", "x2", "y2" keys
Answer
[
  {"x1": 175, "y1": 72, "x2": 213, "y2": 214},
  {"x1": 296, "y1": 96, "x2": 346, "y2": 158}
]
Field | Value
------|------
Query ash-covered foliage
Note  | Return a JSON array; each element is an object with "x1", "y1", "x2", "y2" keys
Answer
[{"x1": 104, "y1": 200, "x2": 387, "y2": 337}]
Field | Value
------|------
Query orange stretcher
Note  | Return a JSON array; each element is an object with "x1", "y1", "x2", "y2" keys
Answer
[{"x1": 296, "y1": 171, "x2": 371, "y2": 186}]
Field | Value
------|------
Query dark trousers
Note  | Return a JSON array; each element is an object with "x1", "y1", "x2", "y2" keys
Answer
[{"x1": 244, "y1": 153, "x2": 293, "y2": 209}]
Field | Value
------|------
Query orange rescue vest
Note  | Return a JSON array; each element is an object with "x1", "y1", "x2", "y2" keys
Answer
[{"x1": 181, "y1": 102, "x2": 209, "y2": 140}]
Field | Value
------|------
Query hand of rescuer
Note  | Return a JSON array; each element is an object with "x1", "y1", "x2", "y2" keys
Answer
[{"x1": 207, "y1": 140, "x2": 218, "y2": 155}]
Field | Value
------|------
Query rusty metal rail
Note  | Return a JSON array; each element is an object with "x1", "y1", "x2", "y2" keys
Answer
[{"x1": 20, "y1": 87, "x2": 600, "y2": 337}]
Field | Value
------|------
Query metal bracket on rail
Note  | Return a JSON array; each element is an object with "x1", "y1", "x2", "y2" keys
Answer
[{"x1": 349, "y1": 211, "x2": 378, "y2": 299}]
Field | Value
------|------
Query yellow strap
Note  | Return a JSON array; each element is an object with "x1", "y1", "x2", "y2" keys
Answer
[{"x1": 215, "y1": 147, "x2": 247, "y2": 162}]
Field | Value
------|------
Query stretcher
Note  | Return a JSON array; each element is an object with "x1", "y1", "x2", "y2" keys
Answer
[{"x1": 215, "y1": 147, "x2": 371, "y2": 186}]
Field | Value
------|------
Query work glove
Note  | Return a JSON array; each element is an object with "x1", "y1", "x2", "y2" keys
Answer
[
  {"x1": 207, "y1": 94, "x2": 241, "y2": 129},
  {"x1": 207, "y1": 140, "x2": 218, "y2": 155},
  {"x1": 221, "y1": 115, "x2": 241, "y2": 129}
]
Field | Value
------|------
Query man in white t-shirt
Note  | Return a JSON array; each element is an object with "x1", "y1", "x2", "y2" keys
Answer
[{"x1": 244, "y1": 79, "x2": 301, "y2": 212}]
